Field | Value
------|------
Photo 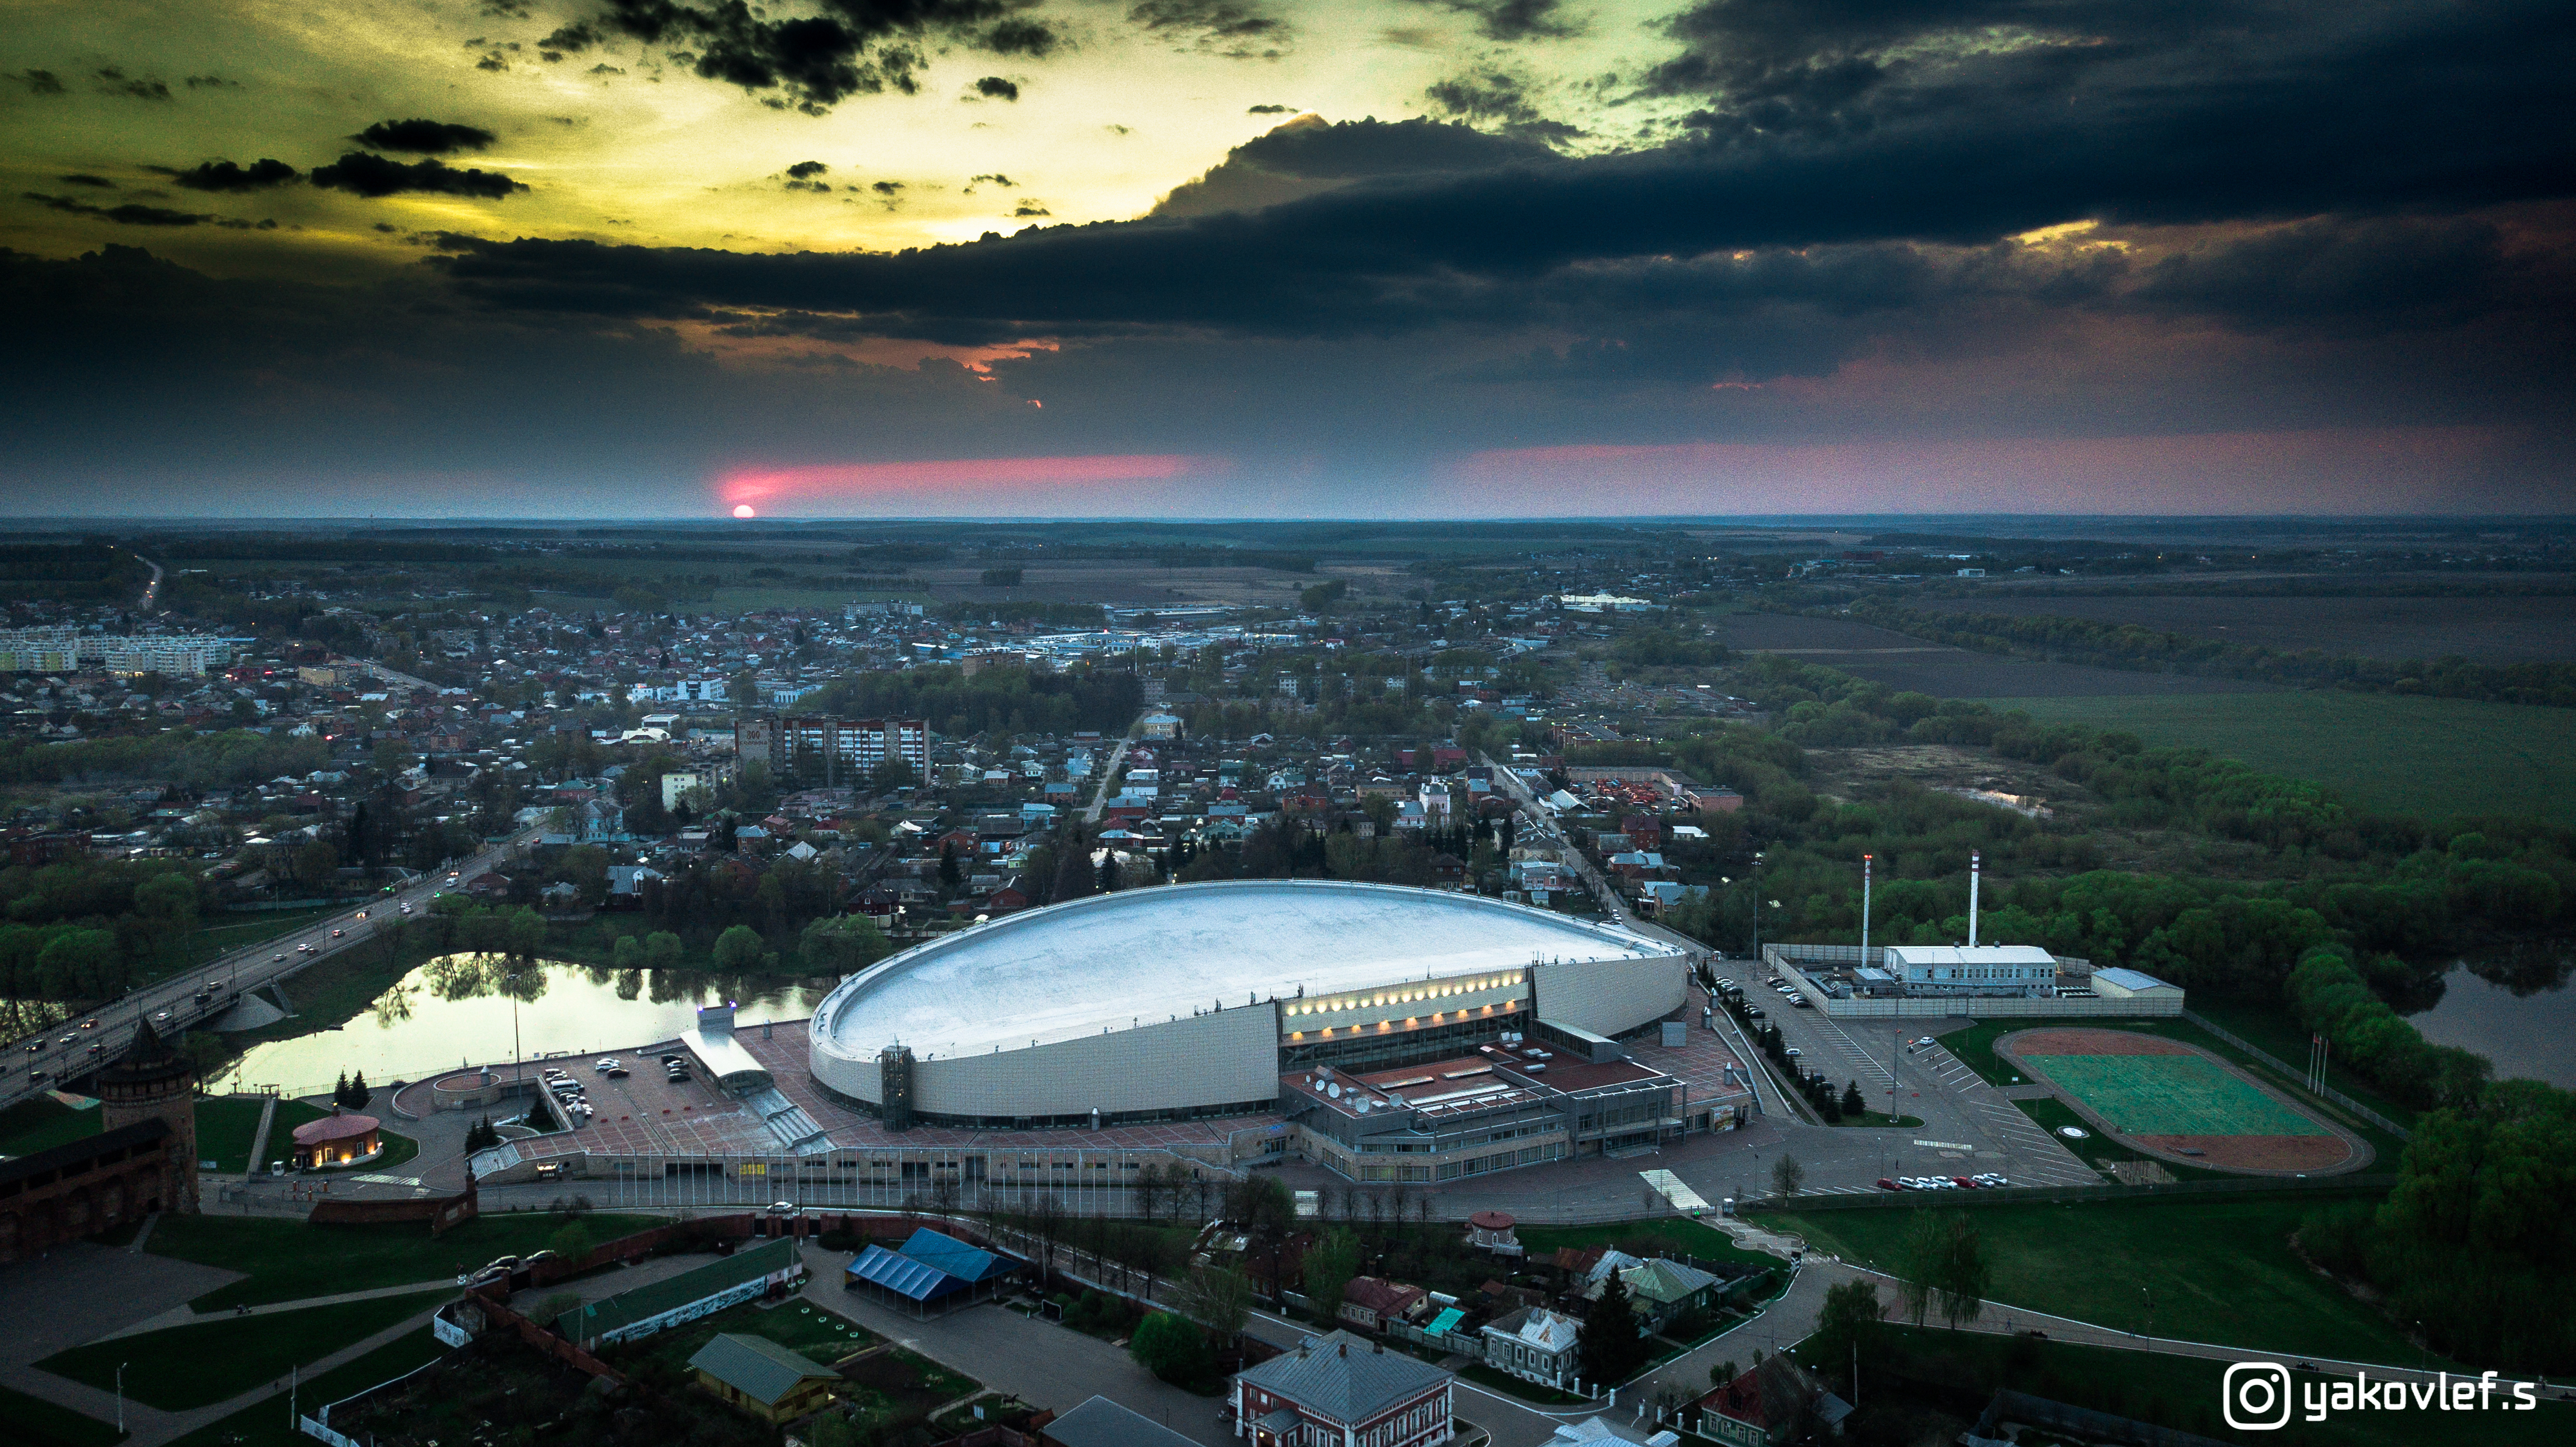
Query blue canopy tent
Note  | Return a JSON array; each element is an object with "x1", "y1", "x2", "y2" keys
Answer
[{"x1": 843, "y1": 1228, "x2": 1022, "y2": 1317}]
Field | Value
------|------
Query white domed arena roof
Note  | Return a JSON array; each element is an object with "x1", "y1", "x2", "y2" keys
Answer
[{"x1": 812, "y1": 878, "x2": 1676, "y2": 1061}]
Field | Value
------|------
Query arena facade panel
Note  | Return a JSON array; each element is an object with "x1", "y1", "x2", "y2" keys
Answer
[{"x1": 808, "y1": 880, "x2": 1688, "y2": 1128}]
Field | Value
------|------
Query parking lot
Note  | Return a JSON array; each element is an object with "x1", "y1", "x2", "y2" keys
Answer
[
  {"x1": 1707, "y1": 967, "x2": 2099, "y2": 1194},
  {"x1": 521, "y1": 1042, "x2": 780, "y2": 1158}
]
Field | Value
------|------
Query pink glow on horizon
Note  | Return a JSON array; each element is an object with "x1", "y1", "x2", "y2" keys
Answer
[{"x1": 720, "y1": 454, "x2": 1222, "y2": 513}]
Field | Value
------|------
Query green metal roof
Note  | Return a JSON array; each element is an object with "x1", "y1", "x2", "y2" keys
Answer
[
  {"x1": 687, "y1": 1332, "x2": 837, "y2": 1406},
  {"x1": 554, "y1": 1237, "x2": 799, "y2": 1342}
]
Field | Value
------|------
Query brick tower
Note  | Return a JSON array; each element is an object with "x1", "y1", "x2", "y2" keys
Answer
[{"x1": 96, "y1": 1019, "x2": 199, "y2": 1213}]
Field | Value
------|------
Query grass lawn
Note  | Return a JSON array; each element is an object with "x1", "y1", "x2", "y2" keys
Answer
[
  {"x1": 147, "y1": 1210, "x2": 663, "y2": 1310},
  {"x1": 37, "y1": 1290, "x2": 451, "y2": 1410},
  {"x1": 159, "y1": 1328, "x2": 449, "y2": 1447},
  {"x1": 636, "y1": 1297, "x2": 881, "y2": 1370},
  {"x1": 192, "y1": 1097, "x2": 272, "y2": 1173},
  {"x1": 0, "y1": 1094, "x2": 103, "y2": 1159},
  {"x1": 1518, "y1": 1218, "x2": 1782, "y2": 1273},
  {"x1": 1763, "y1": 1193, "x2": 2431, "y2": 1366},
  {"x1": 0, "y1": 1382, "x2": 126, "y2": 1447},
  {"x1": 1973, "y1": 691, "x2": 2576, "y2": 825},
  {"x1": 1844, "y1": 1326, "x2": 2576, "y2": 1447}
]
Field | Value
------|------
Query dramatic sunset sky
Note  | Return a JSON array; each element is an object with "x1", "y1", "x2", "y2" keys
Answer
[{"x1": 3, "y1": 0, "x2": 2570, "y2": 517}]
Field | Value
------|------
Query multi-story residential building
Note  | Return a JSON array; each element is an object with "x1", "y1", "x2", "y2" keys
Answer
[{"x1": 739, "y1": 713, "x2": 932, "y2": 782}]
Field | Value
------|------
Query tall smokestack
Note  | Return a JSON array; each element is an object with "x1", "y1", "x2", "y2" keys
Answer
[
  {"x1": 1968, "y1": 850, "x2": 1981, "y2": 947},
  {"x1": 1860, "y1": 854, "x2": 1873, "y2": 960}
]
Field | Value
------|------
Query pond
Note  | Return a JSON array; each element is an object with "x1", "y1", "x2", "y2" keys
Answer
[
  {"x1": 2399, "y1": 942, "x2": 2576, "y2": 1089},
  {"x1": 211, "y1": 955, "x2": 830, "y2": 1098}
]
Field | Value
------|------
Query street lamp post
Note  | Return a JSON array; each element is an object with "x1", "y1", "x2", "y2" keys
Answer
[{"x1": 116, "y1": 1361, "x2": 127, "y2": 1433}]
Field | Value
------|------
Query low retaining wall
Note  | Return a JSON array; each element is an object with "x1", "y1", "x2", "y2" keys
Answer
[{"x1": 308, "y1": 1177, "x2": 479, "y2": 1233}]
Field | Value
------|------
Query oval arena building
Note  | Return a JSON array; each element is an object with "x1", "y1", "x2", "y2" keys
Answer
[{"x1": 807, "y1": 880, "x2": 1691, "y2": 1129}]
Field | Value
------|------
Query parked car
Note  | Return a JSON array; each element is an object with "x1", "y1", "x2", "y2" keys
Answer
[
  {"x1": 1877, "y1": 1177, "x2": 1900, "y2": 1191},
  {"x1": 1784, "y1": 1046, "x2": 1802, "y2": 1057},
  {"x1": 1744, "y1": 1006, "x2": 1765, "y2": 1019}
]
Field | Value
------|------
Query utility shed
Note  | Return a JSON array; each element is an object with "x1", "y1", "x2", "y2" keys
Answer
[{"x1": 687, "y1": 1333, "x2": 838, "y2": 1422}]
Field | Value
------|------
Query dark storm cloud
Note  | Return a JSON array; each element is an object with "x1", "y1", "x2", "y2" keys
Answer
[
  {"x1": 355, "y1": 120, "x2": 499, "y2": 154},
  {"x1": 972, "y1": 76, "x2": 1019, "y2": 100},
  {"x1": 1422, "y1": 68, "x2": 1580, "y2": 142},
  {"x1": 183, "y1": 75, "x2": 239, "y2": 89},
  {"x1": 310, "y1": 154, "x2": 530, "y2": 199},
  {"x1": 1127, "y1": 0, "x2": 1289, "y2": 57},
  {"x1": 2134, "y1": 216, "x2": 2561, "y2": 335},
  {"x1": 574, "y1": 0, "x2": 1023, "y2": 112},
  {"x1": 785, "y1": 160, "x2": 830, "y2": 177},
  {"x1": 1247, "y1": 103, "x2": 1291, "y2": 114},
  {"x1": 19, "y1": 70, "x2": 66, "y2": 95},
  {"x1": 95, "y1": 68, "x2": 172, "y2": 101},
  {"x1": 165, "y1": 159, "x2": 301, "y2": 192},
  {"x1": 24, "y1": 193, "x2": 274, "y2": 228},
  {"x1": 427, "y1": 0, "x2": 2575, "y2": 345},
  {"x1": 1406, "y1": 0, "x2": 1575, "y2": 43},
  {"x1": 58, "y1": 174, "x2": 117, "y2": 188},
  {"x1": 981, "y1": 18, "x2": 1060, "y2": 57}
]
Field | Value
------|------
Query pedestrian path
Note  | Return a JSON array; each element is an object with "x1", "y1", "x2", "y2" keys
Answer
[{"x1": 92, "y1": 1278, "x2": 458, "y2": 1342}]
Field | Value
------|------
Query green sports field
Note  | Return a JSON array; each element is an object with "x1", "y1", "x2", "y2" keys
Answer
[
  {"x1": 2033, "y1": 1053, "x2": 2328, "y2": 1138},
  {"x1": 1970, "y1": 690, "x2": 2576, "y2": 824}
]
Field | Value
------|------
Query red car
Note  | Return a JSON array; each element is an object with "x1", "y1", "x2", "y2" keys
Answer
[{"x1": 1877, "y1": 1177, "x2": 1900, "y2": 1191}]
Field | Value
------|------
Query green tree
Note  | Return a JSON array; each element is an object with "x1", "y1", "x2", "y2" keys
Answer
[
  {"x1": 1807, "y1": 1280, "x2": 1884, "y2": 1394},
  {"x1": 800, "y1": 914, "x2": 892, "y2": 973},
  {"x1": 1897, "y1": 1212, "x2": 1990, "y2": 1329},
  {"x1": 37, "y1": 927, "x2": 120, "y2": 997},
  {"x1": 1840, "y1": 1080, "x2": 1867, "y2": 1118},
  {"x1": 548, "y1": 1220, "x2": 594, "y2": 1262},
  {"x1": 611, "y1": 933, "x2": 642, "y2": 970},
  {"x1": 1771, "y1": 1153, "x2": 1805, "y2": 1198},
  {"x1": 1577, "y1": 1266, "x2": 1649, "y2": 1387},
  {"x1": 1128, "y1": 1311, "x2": 1214, "y2": 1384},
  {"x1": 712, "y1": 924, "x2": 766, "y2": 970},
  {"x1": 1171, "y1": 1266, "x2": 1256, "y2": 1343},
  {"x1": 644, "y1": 931, "x2": 685, "y2": 969},
  {"x1": 1300, "y1": 1228, "x2": 1363, "y2": 1321},
  {"x1": 132, "y1": 870, "x2": 198, "y2": 927}
]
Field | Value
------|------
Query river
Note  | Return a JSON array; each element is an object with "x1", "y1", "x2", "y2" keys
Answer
[
  {"x1": 2399, "y1": 942, "x2": 2576, "y2": 1088},
  {"x1": 210, "y1": 954, "x2": 830, "y2": 1098}
]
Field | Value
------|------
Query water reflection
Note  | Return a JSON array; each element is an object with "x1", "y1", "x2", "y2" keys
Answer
[
  {"x1": 215, "y1": 953, "x2": 827, "y2": 1098},
  {"x1": 2400, "y1": 940, "x2": 2576, "y2": 1088}
]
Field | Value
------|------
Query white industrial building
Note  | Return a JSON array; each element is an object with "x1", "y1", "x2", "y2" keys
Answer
[{"x1": 807, "y1": 880, "x2": 1691, "y2": 1130}]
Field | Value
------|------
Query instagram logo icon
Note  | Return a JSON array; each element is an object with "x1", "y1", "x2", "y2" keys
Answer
[{"x1": 2225, "y1": 1363, "x2": 2293, "y2": 1430}]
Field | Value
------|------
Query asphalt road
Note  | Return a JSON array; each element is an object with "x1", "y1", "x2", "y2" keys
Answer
[{"x1": 1, "y1": 829, "x2": 537, "y2": 1112}]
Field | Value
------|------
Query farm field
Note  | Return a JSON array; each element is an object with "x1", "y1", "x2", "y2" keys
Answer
[
  {"x1": 1764, "y1": 1193, "x2": 2427, "y2": 1366},
  {"x1": 1723, "y1": 613, "x2": 2280, "y2": 698},
  {"x1": 1913, "y1": 589, "x2": 2576, "y2": 663},
  {"x1": 1975, "y1": 691, "x2": 2576, "y2": 824}
]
